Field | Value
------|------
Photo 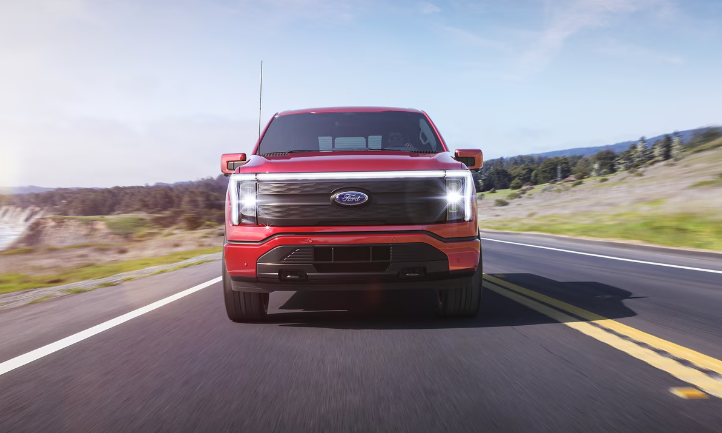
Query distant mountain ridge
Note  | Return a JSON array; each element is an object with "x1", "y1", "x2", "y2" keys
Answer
[
  {"x1": 0, "y1": 180, "x2": 198, "y2": 195},
  {"x1": 0, "y1": 186, "x2": 58, "y2": 195},
  {"x1": 528, "y1": 128, "x2": 703, "y2": 159}
]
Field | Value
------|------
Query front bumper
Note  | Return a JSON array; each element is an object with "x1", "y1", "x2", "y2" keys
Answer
[{"x1": 224, "y1": 231, "x2": 480, "y2": 293}]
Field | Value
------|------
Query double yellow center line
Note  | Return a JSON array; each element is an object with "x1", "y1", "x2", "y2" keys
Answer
[{"x1": 483, "y1": 274, "x2": 722, "y2": 398}]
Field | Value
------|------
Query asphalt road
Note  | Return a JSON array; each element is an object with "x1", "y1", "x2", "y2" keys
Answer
[{"x1": 1, "y1": 232, "x2": 722, "y2": 432}]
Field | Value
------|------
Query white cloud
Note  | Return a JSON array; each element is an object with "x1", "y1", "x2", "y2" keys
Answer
[
  {"x1": 420, "y1": 2, "x2": 441, "y2": 14},
  {"x1": 596, "y1": 38, "x2": 683, "y2": 64},
  {"x1": 515, "y1": 0, "x2": 673, "y2": 77}
]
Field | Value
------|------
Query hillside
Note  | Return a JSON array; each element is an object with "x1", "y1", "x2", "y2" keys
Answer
[
  {"x1": 478, "y1": 139, "x2": 722, "y2": 251},
  {"x1": 0, "y1": 213, "x2": 223, "y2": 295},
  {"x1": 530, "y1": 128, "x2": 700, "y2": 159}
]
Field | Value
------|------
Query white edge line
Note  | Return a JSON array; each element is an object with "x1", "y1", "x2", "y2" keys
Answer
[
  {"x1": 0, "y1": 277, "x2": 221, "y2": 377},
  {"x1": 481, "y1": 237, "x2": 722, "y2": 275}
]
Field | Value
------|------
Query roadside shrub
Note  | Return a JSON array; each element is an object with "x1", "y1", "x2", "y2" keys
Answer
[
  {"x1": 506, "y1": 192, "x2": 521, "y2": 200},
  {"x1": 572, "y1": 180, "x2": 583, "y2": 186},
  {"x1": 44, "y1": 278, "x2": 65, "y2": 284},
  {"x1": 634, "y1": 171, "x2": 644, "y2": 177},
  {"x1": 209, "y1": 210, "x2": 225, "y2": 224},
  {"x1": 494, "y1": 199, "x2": 509, "y2": 207},
  {"x1": 628, "y1": 167, "x2": 638, "y2": 174},
  {"x1": 106, "y1": 216, "x2": 148, "y2": 237},
  {"x1": 690, "y1": 179, "x2": 722, "y2": 188},
  {"x1": 182, "y1": 214, "x2": 204, "y2": 230},
  {"x1": 645, "y1": 158, "x2": 662, "y2": 167},
  {"x1": 117, "y1": 248, "x2": 128, "y2": 254},
  {"x1": 135, "y1": 231, "x2": 160, "y2": 240},
  {"x1": 151, "y1": 213, "x2": 178, "y2": 228},
  {"x1": 599, "y1": 177, "x2": 609, "y2": 183},
  {"x1": 510, "y1": 179, "x2": 523, "y2": 190}
]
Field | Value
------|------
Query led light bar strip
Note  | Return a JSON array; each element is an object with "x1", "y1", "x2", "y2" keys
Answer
[{"x1": 256, "y1": 170, "x2": 447, "y2": 181}]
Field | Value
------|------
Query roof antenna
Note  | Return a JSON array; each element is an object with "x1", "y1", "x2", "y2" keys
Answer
[{"x1": 258, "y1": 60, "x2": 263, "y2": 139}]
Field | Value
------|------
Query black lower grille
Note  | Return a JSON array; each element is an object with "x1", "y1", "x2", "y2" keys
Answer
[
  {"x1": 313, "y1": 246, "x2": 390, "y2": 262},
  {"x1": 256, "y1": 243, "x2": 450, "y2": 280},
  {"x1": 315, "y1": 263, "x2": 389, "y2": 273}
]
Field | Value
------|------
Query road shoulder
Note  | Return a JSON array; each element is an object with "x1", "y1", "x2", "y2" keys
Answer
[{"x1": 480, "y1": 229, "x2": 722, "y2": 262}]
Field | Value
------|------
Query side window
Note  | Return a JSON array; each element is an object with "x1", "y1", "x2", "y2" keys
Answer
[
  {"x1": 368, "y1": 135, "x2": 382, "y2": 149},
  {"x1": 419, "y1": 119, "x2": 438, "y2": 151},
  {"x1": 319, "y1": 136, "x2": 332, "y2": 150}
]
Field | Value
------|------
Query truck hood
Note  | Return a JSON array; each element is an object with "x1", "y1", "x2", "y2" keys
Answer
[{"x1": 236, "y1": 151, "x2": 466, "y2": 174}]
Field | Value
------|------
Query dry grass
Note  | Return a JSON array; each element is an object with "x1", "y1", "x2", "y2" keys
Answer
[
  {"x1": 478, "y1": 146, "x2": 722, "y2": 251},
  {"x1": 0, "y1": 247, "x2": 221, "y2": 294}
]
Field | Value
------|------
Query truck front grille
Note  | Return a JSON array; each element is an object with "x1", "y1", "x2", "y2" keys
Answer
[{"x1": 256, "y1": 178, "x2": 446, "y2": 227}]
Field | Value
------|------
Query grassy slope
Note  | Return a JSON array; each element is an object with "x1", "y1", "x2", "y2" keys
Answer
[
  {"x1": 480, "y1": 144, "x2": 722, "y2": 251},
  {"x1": 0, "y1": 247, "x2": 221, "y2": 295},
  {"x1": 488, "y1": 212, "x2": 722, "y2": 251}
]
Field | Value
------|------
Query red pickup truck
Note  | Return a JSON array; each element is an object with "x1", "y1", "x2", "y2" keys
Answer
[{"x1": 220, "y1": 106, "x2": 483, "y2": 321}]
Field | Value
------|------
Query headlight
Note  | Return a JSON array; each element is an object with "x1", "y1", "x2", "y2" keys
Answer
[
  {"x1": 229, "y1": 174, "x2": 257, "y2": 225},
  {"x1": 445, "y1": 170, "x2": 474, "y2": 222}
]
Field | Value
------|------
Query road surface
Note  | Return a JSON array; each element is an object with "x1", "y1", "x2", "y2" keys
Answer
[{"x1": 1, "y1": 231, "x2": 721, "y2": 432}]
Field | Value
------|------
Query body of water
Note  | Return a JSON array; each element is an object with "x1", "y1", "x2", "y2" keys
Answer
[{"x1": 0, "y1": 225, "x2": 22, "y2": 250}]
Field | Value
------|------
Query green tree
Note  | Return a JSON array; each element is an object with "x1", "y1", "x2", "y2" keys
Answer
[
  {"x1": 593, "y1": 150, "x2": 616, "y2": 175},
  {"x1": 536, "y1": 157, "x2": 570, "y2": 183},
  {"x1": 530, "y1": 170, "x2": 540, "y2": 185},
  {"x1": 508, "y1": 164, "x2": 535, "y2": 184},
  {"x1": 488, "y1": 164, "x2": 512, "y2": 189},
  {"x1": 615, "y1": 145, "x2": 635, "y2": 172},
  {"x1": 572, "y1": 157, "x2": 592, "y2": 178},
  {"x1": 537, "y1": 159, "x2": 556, "y2": 183},
  {"x1": 659, "y1": 135, "x2": 672, "y2": 160},
  {"x1": 510, "y1": 178, "x2": 523, "y2": 190},
  {"x1": 633, "y1": 137, "x2": 649, "y2": 165},
  {"x1": 671, "y1": 132, "x2": 683, "y2": 157}
]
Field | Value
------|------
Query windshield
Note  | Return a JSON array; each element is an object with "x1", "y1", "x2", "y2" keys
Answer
[{"x1": 257, "y1": 111, "x2": 443, "y2": 154}]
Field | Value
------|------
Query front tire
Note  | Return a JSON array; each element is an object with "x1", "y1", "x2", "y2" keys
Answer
[
  {"x1": 438, "y1": 256, "x2": 483, "y2": 318},
  {"x1": 223, "y1": 260, "x2": 268, "y2": 322}
]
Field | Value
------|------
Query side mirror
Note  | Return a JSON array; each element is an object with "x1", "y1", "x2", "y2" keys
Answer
[
  {"x1": 221, "y1": 153, "x2": 247, "y2": 174},
  {"x1": 454, "y1": 149, "x2": 483, "y2": 170}
]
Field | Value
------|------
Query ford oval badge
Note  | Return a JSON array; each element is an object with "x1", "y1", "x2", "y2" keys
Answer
[{"x1": 333, "y1": 191, "x2": 369, "y2": 206}]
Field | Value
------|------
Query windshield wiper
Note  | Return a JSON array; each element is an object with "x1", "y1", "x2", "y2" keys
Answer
[{"x1": 370, "y1": 149, "x2": 439, "y2": 153}]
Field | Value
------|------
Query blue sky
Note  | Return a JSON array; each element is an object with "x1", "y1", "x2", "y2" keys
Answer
[{"x1": 1, "y1": 0, "x2": 721, "y2": 187}]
